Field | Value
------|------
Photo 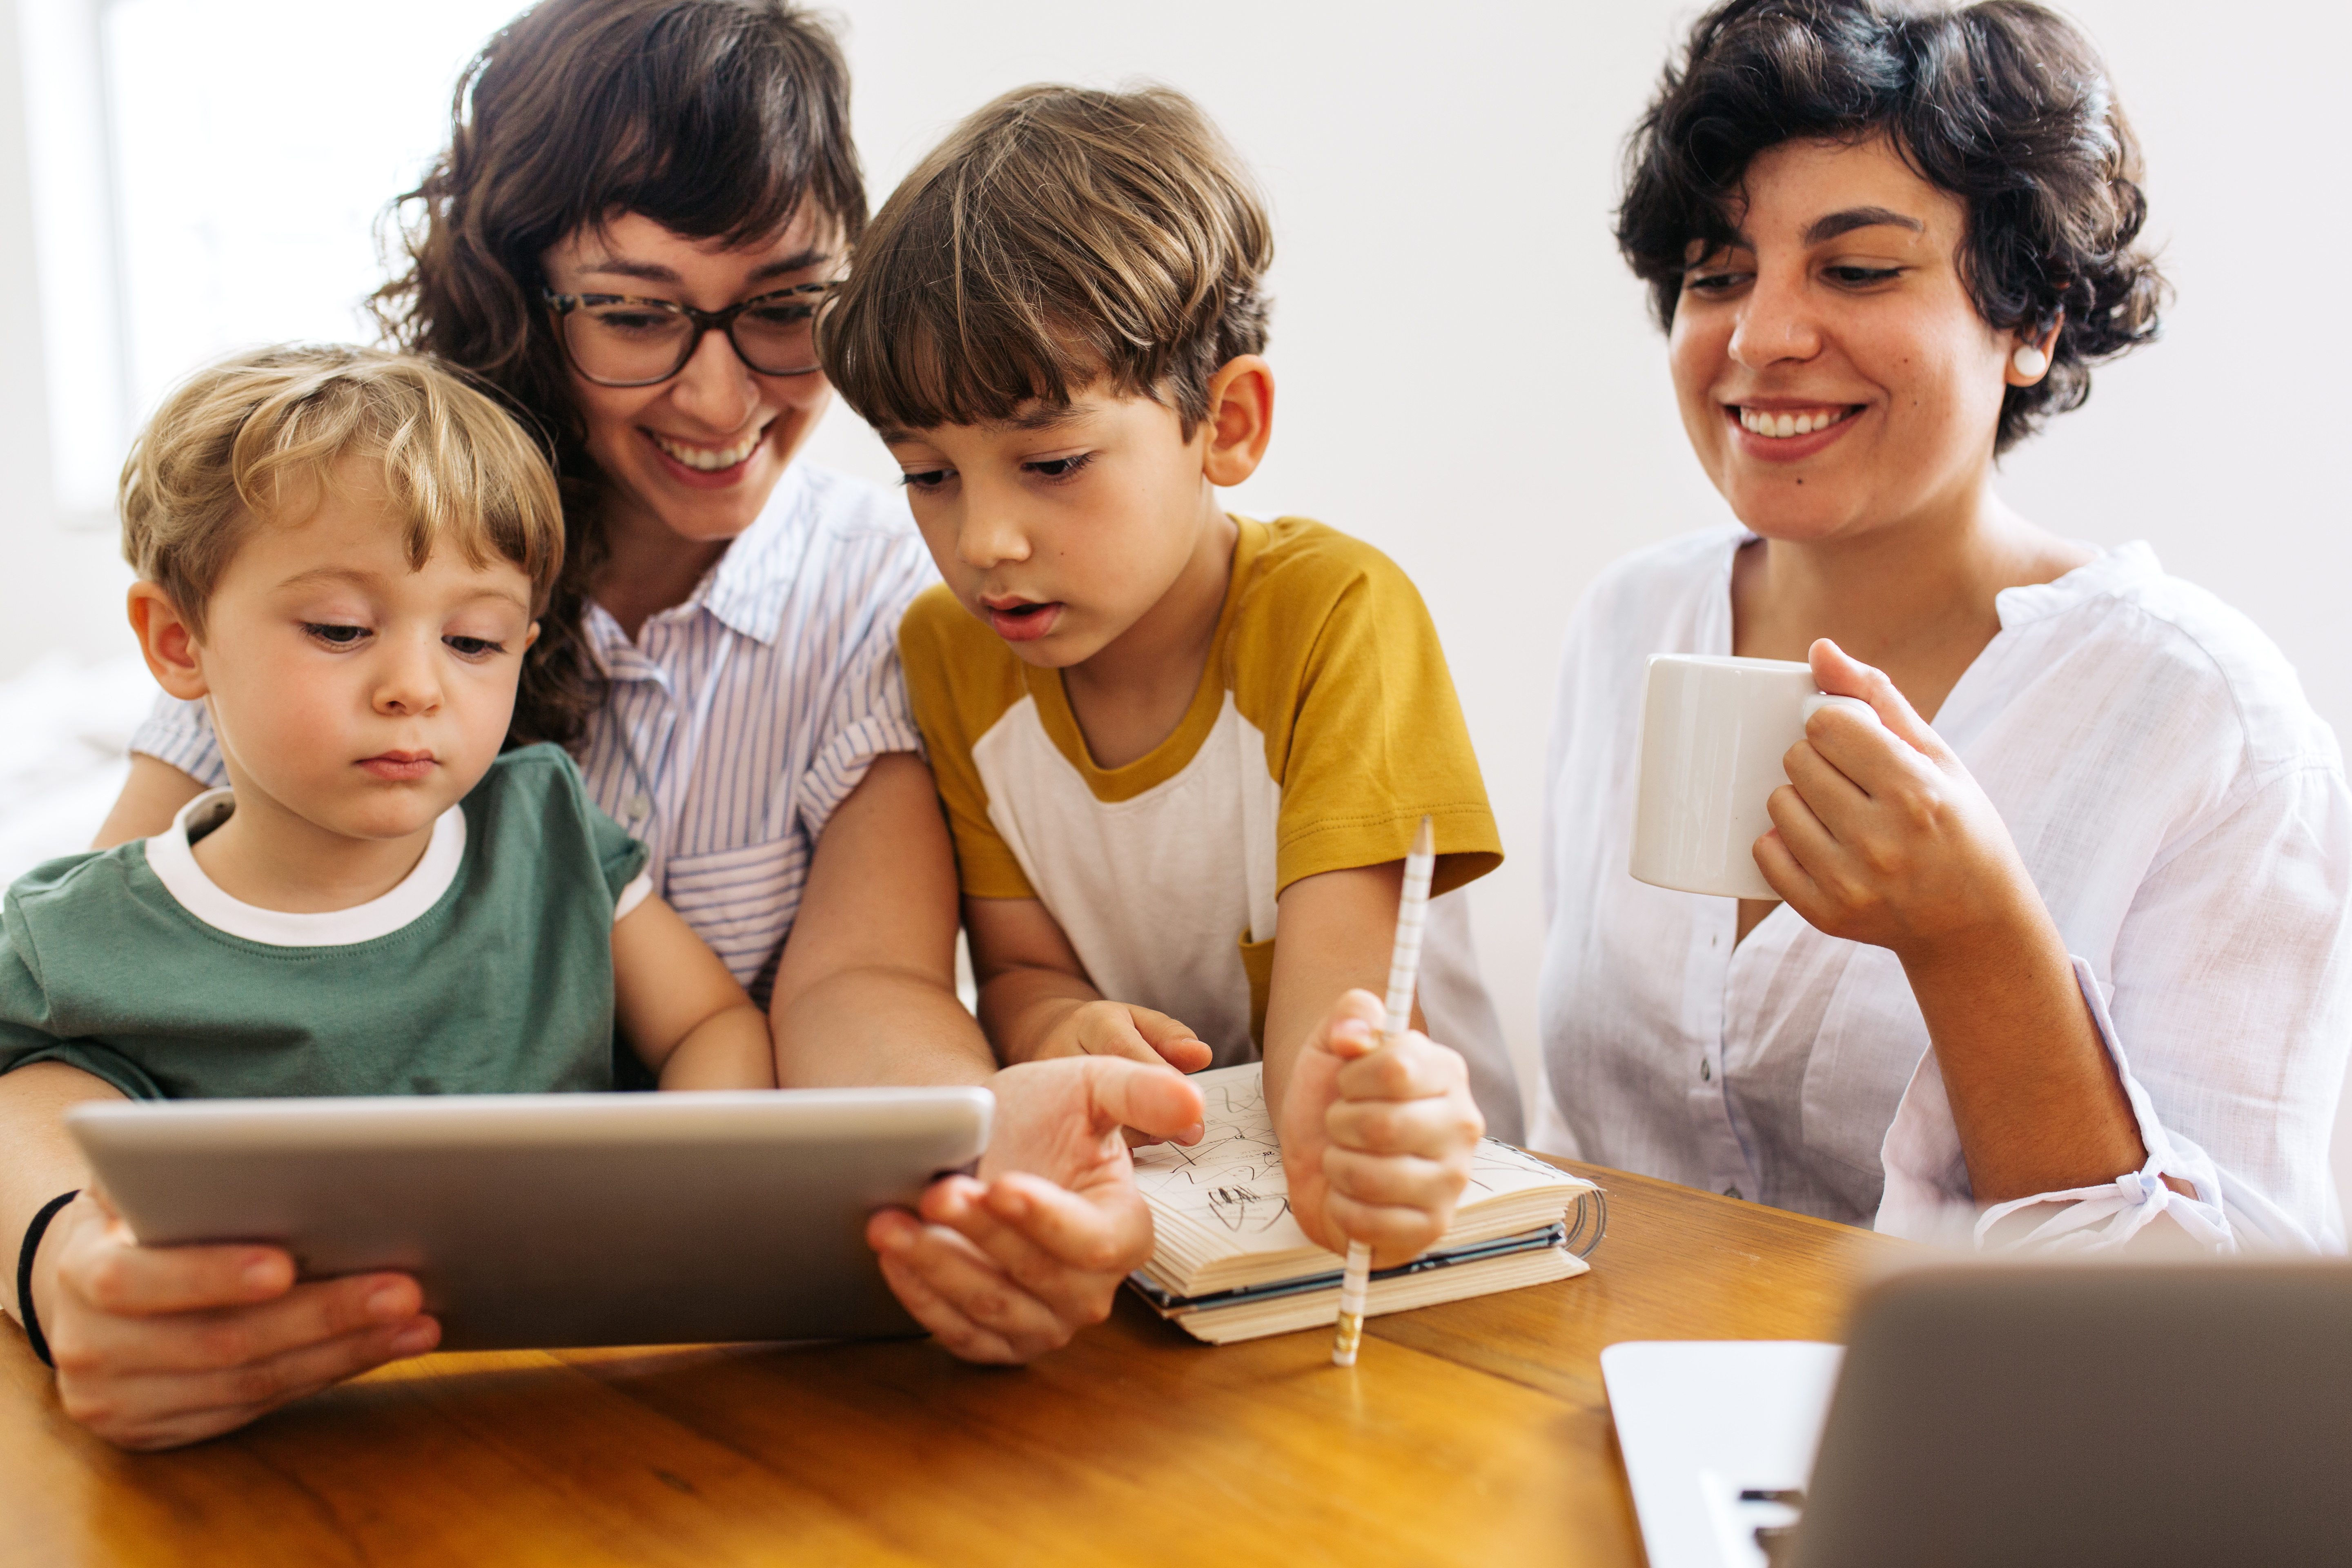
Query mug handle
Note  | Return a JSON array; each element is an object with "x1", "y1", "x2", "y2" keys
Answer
[{"x1": 1801, "y1": 693, "x2": 1878, "y2": 726}]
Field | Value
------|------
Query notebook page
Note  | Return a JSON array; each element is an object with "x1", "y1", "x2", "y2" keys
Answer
[
  {"x1": 1134, "y1": 1065, "x2": 1316, "y2": 1254},
  {"x1": 1134, "y1": 1062, "x2": 1592, "y2": 1263}
]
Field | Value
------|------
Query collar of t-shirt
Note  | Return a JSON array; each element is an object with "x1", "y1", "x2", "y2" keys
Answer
[{"x1": 143, "y1": 788, "x2": 468, "y2": 947}]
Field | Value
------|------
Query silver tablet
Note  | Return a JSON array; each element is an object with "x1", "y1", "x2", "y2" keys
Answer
[{"x1": 66, "y1": 1088, "x2": 992, "y2": 1350}]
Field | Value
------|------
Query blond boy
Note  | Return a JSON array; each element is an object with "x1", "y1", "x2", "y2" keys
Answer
[
  {"x1": 2, "y1": 346, "x2": 772, "y2": 1442},
  {"x1": 823, "y1": 86, "x2": 1517, "y2": 1265}
]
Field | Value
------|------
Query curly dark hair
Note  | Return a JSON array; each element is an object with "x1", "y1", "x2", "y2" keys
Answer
[
  {"x1": 1616, "y1": 0, "x2": 2165, "y2": 453},
  {"x1": 370, "y1": 0, "x2": 865, "y2": 748}
]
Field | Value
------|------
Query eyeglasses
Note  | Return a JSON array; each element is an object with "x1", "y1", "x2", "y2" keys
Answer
[{"x1": 542, "y1": 281, "x2": 837, "y2": 387}]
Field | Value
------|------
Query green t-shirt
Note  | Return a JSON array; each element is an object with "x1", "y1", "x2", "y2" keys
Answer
[{"x1": 0, "y1": 744, "x2": 649, "y2": 1100}]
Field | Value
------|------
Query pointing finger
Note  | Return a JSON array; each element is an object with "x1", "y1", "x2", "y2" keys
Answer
[{"x1": 1071, "y1": 1056, "x2": 1207, "y2": 1144}]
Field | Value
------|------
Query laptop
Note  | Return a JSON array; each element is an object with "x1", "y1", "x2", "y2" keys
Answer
[
  {"x1": 68, "y1": 1087, "x2": 992, "y2": 1350},
  {"x1": 1604, "y1": 1261, "x2": 2352, "y2": 1568}
]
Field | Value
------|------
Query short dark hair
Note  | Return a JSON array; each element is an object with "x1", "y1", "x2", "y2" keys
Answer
[
  {"x1": 1616, "y1": 0, "x2": 2164, "y2": 452},
  {"x1": 372, "y1": 0, "x2": 864, "y2": 747},
  {"x1": 821, "y1": 84, "x2": 1273, "y2": 437}
]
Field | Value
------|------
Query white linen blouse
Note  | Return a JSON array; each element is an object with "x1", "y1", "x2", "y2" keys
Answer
[{"x1": 1535, "y1": 527, "x2": 2352, "y2": 1252}]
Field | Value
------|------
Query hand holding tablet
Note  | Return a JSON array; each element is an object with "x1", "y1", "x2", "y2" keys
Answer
[
  {"x1": 867, "y1": 1056, "x2": 1208, "y2": 1363},
  {"x1": 69, "y1": 1088, "x2": 993, "y2": 1350}
]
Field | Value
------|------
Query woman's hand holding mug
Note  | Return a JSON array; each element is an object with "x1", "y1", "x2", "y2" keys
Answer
[
  {"x1": 1754, "y1": 639, "x2": 2044, "y2": 963},
  {"x1": 1628, "y1": 638, "x2": 2040, "y2": 971}
]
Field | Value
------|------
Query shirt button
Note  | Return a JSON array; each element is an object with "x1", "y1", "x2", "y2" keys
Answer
[
  {"x1": 1724, "y1": 1185, "x2": 1744, "y2": 1201},
  {"x1": 1700, "y1": 1058, "x2": 1713, "y2": 1081},
  {"x1": 628, "y1": 793, "x2": 652, "y2": 821}
]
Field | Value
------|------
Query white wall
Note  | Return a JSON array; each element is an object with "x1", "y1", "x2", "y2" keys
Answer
[
  {"x1": 0, "y1": 0, "x2": 136, "y2": 673},
  {"x1": 7, "y1": 0, "x2": 2349, "y2": 1193}
]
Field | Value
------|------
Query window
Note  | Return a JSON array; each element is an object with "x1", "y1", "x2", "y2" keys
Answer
[{"x1": 21, "y1": 0, "x2": 516, "y2": 516}]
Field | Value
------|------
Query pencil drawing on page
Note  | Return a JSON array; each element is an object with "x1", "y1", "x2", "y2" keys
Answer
[
  {"x1": 1131, "y1": 1072, "x2": 1298, "y2": 1235},
  {"x1": 1131, "y1": 1062, "x2": 1585, "y2": 1248}
]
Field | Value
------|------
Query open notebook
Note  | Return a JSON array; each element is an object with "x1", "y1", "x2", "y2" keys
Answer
[{"x1": 1129, "y1": 1062, "x2": 1600, "y2": 1343}]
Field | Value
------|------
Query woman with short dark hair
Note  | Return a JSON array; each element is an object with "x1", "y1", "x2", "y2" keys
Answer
[{"x1": 1537, "y1": 0, "x2": 2351, "y2": 1250}]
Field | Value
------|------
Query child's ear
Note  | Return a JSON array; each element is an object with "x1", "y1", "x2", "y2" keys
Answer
[
  {"x1": 127, "y1": 582, "x2": 209, "y2": 702},
  {"x1": 1200, "y1": 355, "x2": 1274, "y2": 488}
]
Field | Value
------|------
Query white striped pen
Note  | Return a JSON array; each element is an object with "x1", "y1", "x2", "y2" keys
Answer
[{"x1": 1332, "y1": 815, "x2": 1437, "y2": 1369}]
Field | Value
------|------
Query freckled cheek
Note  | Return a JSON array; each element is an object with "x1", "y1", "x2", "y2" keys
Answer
[{"x1": 1851, "y1": 323, "x2": 1974, "y2": 421}]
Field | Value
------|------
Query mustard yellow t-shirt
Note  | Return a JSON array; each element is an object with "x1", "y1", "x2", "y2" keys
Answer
[{"x1": 902, "y1": 515, "x2": 1503, "y2": 1064}]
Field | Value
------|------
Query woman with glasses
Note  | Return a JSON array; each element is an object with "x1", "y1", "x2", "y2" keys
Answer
[{"x1": 11, "y1": 0, "x2": 1199, "y2": 1449}]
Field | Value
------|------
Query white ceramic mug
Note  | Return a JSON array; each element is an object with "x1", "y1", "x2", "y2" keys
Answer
[{"x1": 1628, "y1": 654, "x2": 1877, "y2": 899}]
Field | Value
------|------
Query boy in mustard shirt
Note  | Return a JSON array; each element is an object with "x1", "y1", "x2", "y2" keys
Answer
[{"x1": 822, "y1": 85, "x2": 1522, "y2": 1266}]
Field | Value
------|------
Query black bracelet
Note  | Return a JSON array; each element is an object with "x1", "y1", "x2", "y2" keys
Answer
[{"x1": 16, "y1": 1191, "x2": 80, "y2": 1368}]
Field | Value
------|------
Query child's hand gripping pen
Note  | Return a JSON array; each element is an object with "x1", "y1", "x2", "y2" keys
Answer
[{"x1": 1331, "y1": 815, "x2": 1437, "y2": 1369}]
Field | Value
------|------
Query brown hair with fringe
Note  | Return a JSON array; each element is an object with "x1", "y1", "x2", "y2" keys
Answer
[
  {"x1": 120, "y1": 343, "x2": 565, "y2": 633},
  {"x1": 370, "y1": 0, "x2": 864, "y2": 746},
  {"x1": 822, "y1": 83, "x2": 1272, "y2": 438}
]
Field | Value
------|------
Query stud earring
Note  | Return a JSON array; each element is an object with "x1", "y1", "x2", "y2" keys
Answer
[{"x1": 2012, "y1": 341, "x2": 2050, "y2": 379}]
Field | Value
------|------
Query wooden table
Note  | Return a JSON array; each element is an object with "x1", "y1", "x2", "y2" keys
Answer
[{"x1": 1, "y1": 1162, "x2": 1904, "y2": 1566}]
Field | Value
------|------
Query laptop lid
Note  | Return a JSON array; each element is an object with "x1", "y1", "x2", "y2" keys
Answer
[{"x1": 1787, "y1": 1261, "x2": 2352, "y2": 1568}]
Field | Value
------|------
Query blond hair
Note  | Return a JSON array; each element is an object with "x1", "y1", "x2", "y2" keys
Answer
[
  {"x1": 821, "y1": 83, "x2": 1273, "y2": 435},
  {"x1": 119, "y1": 344, "x2": 565, "y2": 634}
]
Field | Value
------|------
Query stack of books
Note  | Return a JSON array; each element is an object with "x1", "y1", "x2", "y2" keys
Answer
[{"x1": 1129, "y1": 1062, "x2": 1600, "y2": 1344}]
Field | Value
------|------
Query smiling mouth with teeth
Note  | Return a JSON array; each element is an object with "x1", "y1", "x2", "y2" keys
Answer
[
  {"x1": 1736, "y1": 405, "x2": 1859, "y2": 439},
  {"x1": 649, "y1": 423, "x2": 769, "y2": 472}
]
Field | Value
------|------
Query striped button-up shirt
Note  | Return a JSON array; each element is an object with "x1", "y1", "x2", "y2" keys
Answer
[{"x1": 129, "y1": 463, "x2": 935, "y2": 1004}]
